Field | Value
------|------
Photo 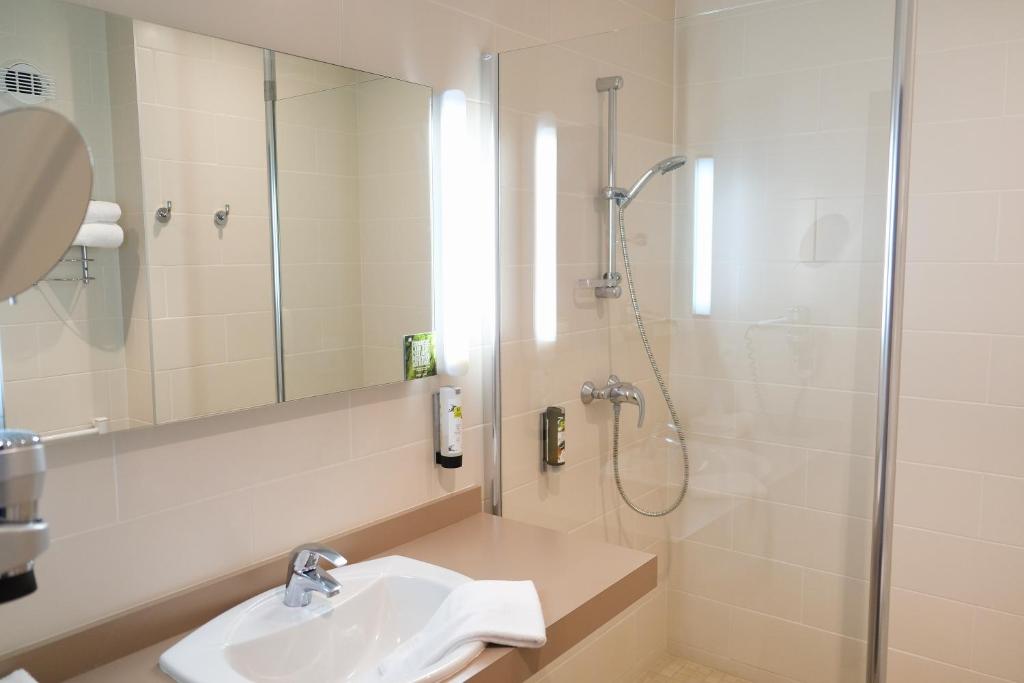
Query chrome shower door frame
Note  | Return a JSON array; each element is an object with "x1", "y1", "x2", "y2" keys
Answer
[{"x1": 868, "y1": 0, "x2": 917, "y2": 681}]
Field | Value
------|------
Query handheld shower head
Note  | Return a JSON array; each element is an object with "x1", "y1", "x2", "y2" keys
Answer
[
  {"x1": 619, "y1": 155, "x2": 687, "y2": 209},
  {"x1": 655, "y1": 155, "x2": 688, "y2": 174}
]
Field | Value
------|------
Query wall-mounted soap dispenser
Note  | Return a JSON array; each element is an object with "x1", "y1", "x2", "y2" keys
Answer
[
  {"x1": 541, "y1": 406, "x2": 566, "y2": 470},
  {"x1": 434, "y1": 386, "x2": 463, "y2": 469},
  {"x1": 0, "y1": 430, "x2": 49, "y2": 604}
]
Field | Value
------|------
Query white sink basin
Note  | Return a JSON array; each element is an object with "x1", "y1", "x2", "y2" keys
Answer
[{"x1": 160, "y1": 556, "x2": 485, "y2": 683}]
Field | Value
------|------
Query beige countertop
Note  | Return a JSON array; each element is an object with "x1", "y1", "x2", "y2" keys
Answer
[{"x1": 66, "y1": 513, "x2": 656, "y2": 683}]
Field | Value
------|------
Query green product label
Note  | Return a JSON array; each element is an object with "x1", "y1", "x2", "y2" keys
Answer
[{"x1": 403, "y1": 332, "x2": 437, "y2": 380}]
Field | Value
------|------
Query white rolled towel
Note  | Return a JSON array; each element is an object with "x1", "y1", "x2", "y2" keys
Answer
[
  {"x1": 0, "y1": 670, "x2": 39, "y2": 683},
  {"x1": 73, "y1": 223, "x2": 124, "y2": 249},
  {"x1": 84, "y1": 200, "x2": 121, "y2": 224}
]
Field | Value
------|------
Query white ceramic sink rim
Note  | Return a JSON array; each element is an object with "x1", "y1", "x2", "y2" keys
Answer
[{"x1": 159, "y1": 555, "x2": 484, "y2": 683}]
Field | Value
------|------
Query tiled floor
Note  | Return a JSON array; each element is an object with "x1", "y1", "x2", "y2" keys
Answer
[{"x1": 628, "y1": 654, "x2": 751, "y2": 683}]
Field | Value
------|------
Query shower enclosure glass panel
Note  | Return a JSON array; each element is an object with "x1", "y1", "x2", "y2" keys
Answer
[{"x1": 498, "y1": 1, "x2": 897, "y2": 681}]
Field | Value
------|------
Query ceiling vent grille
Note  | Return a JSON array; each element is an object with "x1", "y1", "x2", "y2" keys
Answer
[{"x1": 1, "y1": 63, "x2": 56, "y2": 104}]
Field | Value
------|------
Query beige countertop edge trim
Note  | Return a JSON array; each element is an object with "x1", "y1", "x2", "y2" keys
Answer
[{"x1": 0, "y1": 486, "x2": 483, "y2": 683}]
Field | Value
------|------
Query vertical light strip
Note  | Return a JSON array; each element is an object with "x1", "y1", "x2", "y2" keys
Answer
[
  {"x1": 534, "y1": 117, "x2": 557, "y2": 343},
  {"x1": 692, "y1": 157, "x2": 714, "y2": 317},
  {"x1": 438, "y1": 89, "x2": 471, "y2": 376}
]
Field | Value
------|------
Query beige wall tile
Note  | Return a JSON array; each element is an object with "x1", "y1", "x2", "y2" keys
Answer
[
  {"x1": 40, "y1": 435, "x2": 118, "y2": 540},
  {"x1": 727, "y1": 606, "x2": 865, "y2": 683},
  {"x1": 894, "y1": 462, "x2": 983, "y2": 538},
  {"x1": 997, "y1": 191, "x2": 1024, "y2": 261},
  {"x1": 913, "y1": 44, "x2": 1007, "y2": 123},
  {"x1": 903, "y1": 264, "x2": 1019, "y2": 335},
  {"x1": 805, "y1": 451, "x2": 874, "y2": 519},
  {"x1": 979, "y1": 475, "x2": 1024, "y2": 547},
  {"x1": 899, "y1": 331, "x2": 991, "y2": 402},
  {"x1": 802, "y1": 570, "x2": 869, "y2": 640},
  {"x1": 988, "y1": 335, "x2": 1024, "y2": 406},
  {"x1": 887, "y1": 650, "x2": 1007, "y2": 683},
  {"x1": 909, "y1": 118, "x2": 1024, "y2": 195},
  {"x1": 970, "y1": 537, "x2": 1024, "y2": 617},
  {"x1": 915, "y1": 0, "x2": 1024, "y2": 53},
  {"x1": 671, "y1": 541, "x2": 802, "y2": 621},
  {"x1": 139, "y1": 104, "x2": 219, "y2": 163},
  {"x1": 667, "y1": 591, "x2": 731, "y2": 657},
  {"x1": 151, "y1": 315, "x2": 226, "y2": 370},
  {"x1": 907, "y1": 192, "x2": 998, "y2": 263},
  {"x1": 163, "y1": 265, "x2": 272, "y2": 317},
  {"x1": 971, "y1": 607, "x2": 1024, "y2": 681},
  {"x1": 889, "y1": 590, "x2": 974, "y2": 669},
  {"x1": 891, "y1": 525, "x2": 976, "y2": 603},
  {"x1": 898, "y1": 397, "x2": 1024, "y2": 477},
  {"x1": 168, "y1": 358, "x2": 276, "y2": 420}
]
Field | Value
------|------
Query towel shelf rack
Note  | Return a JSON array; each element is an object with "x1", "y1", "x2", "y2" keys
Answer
[{"x1": 40, "y1": 245, "x2": 94, "y2": 285}]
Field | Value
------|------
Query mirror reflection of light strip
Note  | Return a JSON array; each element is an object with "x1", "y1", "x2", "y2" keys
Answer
[
  {"x1": 692, "y1": 157, "x2": 714, "y2": 317},
  {"x1": 438, "y1": 89, "x2": 470, "y2": 375},
  {"x1": 534, "y1": 117, "x2": 557, "y2": 343}
]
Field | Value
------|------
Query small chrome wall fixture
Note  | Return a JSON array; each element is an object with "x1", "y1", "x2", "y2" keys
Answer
[
  {"x1": 155, "y1": 201, "x2": 172, "y2": 223},
  {"x1": 214, "y1": 204, "x2": 230, "y2": 227}
]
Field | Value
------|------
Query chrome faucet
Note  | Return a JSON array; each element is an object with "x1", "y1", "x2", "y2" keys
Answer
[
  {"x1": 283, "y1": 544, "x2": 347, "y2": 607},
  {"x1": 580, "y1": 375, "x2": 646, "y2": 427}
]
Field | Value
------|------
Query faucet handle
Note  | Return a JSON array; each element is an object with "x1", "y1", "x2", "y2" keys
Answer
[
  {"x1": 634, "y1": 388, "x2": 645, "y2": 429},
  {"x1": 608, "y1": 378, "x2": 645, "y2": 429},
  {"x1": 289, "y1": 544, "x2": 347, "y2": 576},
  {"x1": 621, "y1": 384, "x2": 645, "y2": 428}
]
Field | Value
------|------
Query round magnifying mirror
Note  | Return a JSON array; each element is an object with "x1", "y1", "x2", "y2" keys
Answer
[{"x1": 0, "y1": 107, "x2": 93, "y2": 300}]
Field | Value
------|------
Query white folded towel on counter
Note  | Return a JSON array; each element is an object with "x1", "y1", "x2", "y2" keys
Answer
[
  {"x1": 377, "y1": 580, "x2": 546, "y2": 678},
  {"x1": 73, "y1": 222, "x2": 124, "y2": 249},
  {"x1": 83, "y1": 200, "x2": 121, "y2": 224},
  {"x1": 0, "y1": 670, "x2": 39, "y2": 683}
]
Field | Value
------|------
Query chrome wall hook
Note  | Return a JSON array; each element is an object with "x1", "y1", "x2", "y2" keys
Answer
[
  {"x1": 214, "y1": 204, "x2": 230, "y2": 227},
  {"x1": 155, "y1": 201, "x2": 172, "y2": 223}
]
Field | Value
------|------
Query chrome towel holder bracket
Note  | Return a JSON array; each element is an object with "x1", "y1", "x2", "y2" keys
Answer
[{"x1": 155, "y1": 200, "x2": 172, "y2": 223}]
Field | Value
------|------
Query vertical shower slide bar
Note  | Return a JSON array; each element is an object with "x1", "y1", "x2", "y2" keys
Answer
[
  {"x1": 263, "y1": 49, "x2": 286, "y2": 404},
  {"x1": 867, "y1": 1, "x2": 916, "y2": 681},
  {"x1": 593, "y1": 76, "x2": 623, "y2": 299}
]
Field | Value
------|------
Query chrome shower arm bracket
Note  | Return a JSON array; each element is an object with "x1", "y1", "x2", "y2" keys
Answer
[
  {"x1": 577, "y1": 274, "x2": 621, "y2": 298},
  {"x1": 601, "y1": 186, "x2": 628, "y2": 202}
]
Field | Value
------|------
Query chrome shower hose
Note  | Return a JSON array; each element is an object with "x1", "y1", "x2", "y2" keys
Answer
[{"x1": 613, "y1": 205, "x2": 690, "y2": 517}]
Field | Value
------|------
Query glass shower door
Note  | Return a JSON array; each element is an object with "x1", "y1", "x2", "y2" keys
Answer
[
  {"x1": 498, "y1": 1, "x2": 898, "y2": 681},
  {"x1": 667, "y1": 1, "x2": 896, "y2": 681}
]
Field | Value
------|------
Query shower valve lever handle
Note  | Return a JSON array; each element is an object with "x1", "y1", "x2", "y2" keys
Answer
[{"x1": 581, "y1": 375, "x2": 645, "y2": 428}]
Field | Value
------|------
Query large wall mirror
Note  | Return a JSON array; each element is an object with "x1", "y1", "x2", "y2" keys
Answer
[{"x1": 0, "y1": 0, "x2": 437, "y2": 437}]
